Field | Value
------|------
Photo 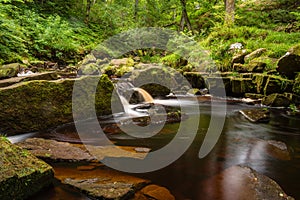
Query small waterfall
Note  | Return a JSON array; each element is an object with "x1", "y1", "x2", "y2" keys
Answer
[{"x1": 133, "y1": 88, "x2": 154, "y2": 103}]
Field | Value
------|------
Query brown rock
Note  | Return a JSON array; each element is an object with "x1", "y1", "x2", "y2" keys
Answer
[
  {"x1": 201, "y1": 165, "x2": 294, "y2": 200},
  {"x1": 135, "y1": 184, "x2": 175, "y2": 200}
]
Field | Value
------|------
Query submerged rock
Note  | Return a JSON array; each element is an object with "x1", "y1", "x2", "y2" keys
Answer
[
  {"x1": 239, "y1": 108, "x2": 270, "y2": 123},
  {"x1": 0, "y1": 137, "x2": 54, "y2": 200},
  {"x1": 134, "y1": 184, "x2": 175, "y2": 200},
  {"x1": 54, "y1": 164, "x2": 151, "y2": 200},
  {"x1": 201, "y1": 165, "x2": 294, "y2": 200}
]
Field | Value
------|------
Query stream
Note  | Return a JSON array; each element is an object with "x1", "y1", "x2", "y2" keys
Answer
[{"x1": 9, "y1": 97, "x2": 300, "y2": 200}]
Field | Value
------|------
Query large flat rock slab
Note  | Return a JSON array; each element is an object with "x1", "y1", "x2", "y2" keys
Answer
[
  {"x1": 54, "y1": 164, "x2": 151, "y2": 200},
  {"x1": 0, "y1": 137, "x2": 54, "y2": 200},
  {"x1": 17, "y1": 138, "x2": 150, "y2": 162},
  {"x1": 201, "y1": 165, "x2": 294, "y2": 200}
]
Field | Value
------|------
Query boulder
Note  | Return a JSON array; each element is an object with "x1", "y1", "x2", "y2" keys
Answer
[
  {"x1": 0, "y1": 63, "x2": 21, "y2": 79},
  {"x1": 262, "y1": 93, "x2": 291, "y2": 107},
  {"x1": 0, "y1": 137, "x2": 54, "y2": 200},
  {"x1": 277, "y1": 45, "x2": 300, "y2": 78},
  {"x1": 0, "y1": 75, "x2": 119, "y2": 135},
  {"x1": 244, "y1": 48, "x2": 267, "y2": 62}
]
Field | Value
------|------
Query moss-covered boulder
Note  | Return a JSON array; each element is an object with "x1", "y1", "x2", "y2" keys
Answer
[
  {"x1": 0, "y1": 63, "x2": 21, "y2": 79},
  {"x1": 0, "y1": 137, "x2": 54, "y2": 200},
  {"x1": 0, "y1": 75, "x2": 119, "y2": 135},
  {"x1": 277, "y1": 45, "x2": 300, "y2": 78},
  {"x1": 262, "y1": 93, "x2": 291, "y2": 107}
]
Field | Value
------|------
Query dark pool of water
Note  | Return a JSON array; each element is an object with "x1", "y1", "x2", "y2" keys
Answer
[{"x1": 26, "y1": 100, "x2": 300, "y2": 200}]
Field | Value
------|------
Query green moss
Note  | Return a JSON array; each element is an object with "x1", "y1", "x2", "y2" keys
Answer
[
  {"x1": 0, "y1": 137, "x2": 54, "y2": 200},
  {"x1": 0, "y1": 75, "x2": 117, "y2": 135}
]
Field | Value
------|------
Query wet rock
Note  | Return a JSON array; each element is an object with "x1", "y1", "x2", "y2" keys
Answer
[
  {"x1": 0, "y1": 137, "x2": 54, "y2": 200},
  {"x1": 262, "y1": 93, "x2": 291, "y2": 107},
  {"x1": 18, "y1": 138, "x2": 150, "y2": 162},
  {"x1": 54, "y1": 164, "x2": 150, "y2": 200},
  {"x1": 277, "y1": 45, "x2": 300, "y2": 78},
  {"x1": 266, "y1": 140, "x2": 291, "y2": 160},
  {"x1": 64, "y1": 178, "x2": 135, "y2": 199},
  {"x1": 244, "y1": 48, "x2": 267, "y2": 62},
  {"x1": 17, "y1": 138, "x2": 95, "y2": 162},
  {"x1": 239, "y1": 108, "x2": 270, "y2": 123},
  {"x1": 201, "y1": 165, "x2": 294, "y2": 200},
  {"x1": 0, "y1": 75, "x2": 117, "y2": 135},
  {"x1": 134, "y1": 184, "x2": 175, "y2": 200}
]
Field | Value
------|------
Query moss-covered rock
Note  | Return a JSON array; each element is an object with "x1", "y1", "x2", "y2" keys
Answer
[
  {"x1": 0, "y1": 137, "x2": 54, "y2": 200},
  {"x1": 231, "y1": 78, "x2": 254, "y2": 97},
  {"x1": 262, "y1": 93, "x2": 291, "y2": 107},
  {"x1": 263, "y1": 75, "x2": 293, "y2": 95},
  {"x1": 0, "y1": 63, "x2": 21, "y2": 79},
  {"x1": 0, "y1": 75, "x2": 119, "y2": 135},
  {"x1": 277, "y1": 45, "x2": 300, "y2": 78}
]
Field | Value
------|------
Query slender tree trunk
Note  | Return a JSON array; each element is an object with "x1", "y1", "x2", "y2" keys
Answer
[
  {"x1": 179, "y1": 0, "x2": 192, "y2": 32},
  {"x1": 225, "y1": 0, "x2": 235, "y2": 26},
  {"x1": 134, "y1": 0, "x2": 139, "y2": 19},
  {"x1": 85, "y1": 0, "x2": 92, "y2": 24}
]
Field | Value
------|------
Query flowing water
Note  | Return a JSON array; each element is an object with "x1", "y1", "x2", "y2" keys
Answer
[{"x1": 12, "y1": 97, "x2": 300, "y2": 200}]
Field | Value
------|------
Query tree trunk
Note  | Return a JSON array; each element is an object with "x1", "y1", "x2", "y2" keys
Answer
[
  {"x1": 225, "y1": 0, "x2": 235, "y2": 26},
  {"x1": 179, "y1": 0, "x2": 193, "y2": 33},
  {"x1": 134, "y1": 0, "x2": 139, "y2": 19},
  {"x1": 85, "y1": 0, "x2": 92, "y2": 24}
]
